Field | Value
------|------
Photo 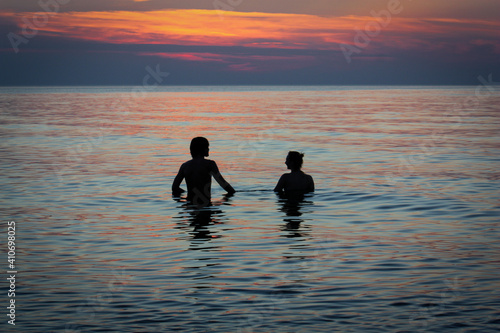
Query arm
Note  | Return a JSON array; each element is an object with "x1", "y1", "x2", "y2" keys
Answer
[
  {"x1": 171, "y1": 164, "x2": 185, "y2": 196},
  {"x1": 274, "y1": 174, "x2": 286, "y2": 193},
  {"x1": 307, "y1": 175, "x2": 315, "y2": 193},
  {"x1": 210, "y1": 161, "x2": 235, "y2": 194}
]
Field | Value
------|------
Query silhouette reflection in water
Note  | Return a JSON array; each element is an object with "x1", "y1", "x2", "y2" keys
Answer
[
  {"x1": 274, "y1": 150, "x2": 314, "y2": 237},
  {"x1": 173, "y1": 193, "x2": 233, "y2": 243},
  {"x1": 277, "y1": 192, "x2": 314, "y2": 238}
]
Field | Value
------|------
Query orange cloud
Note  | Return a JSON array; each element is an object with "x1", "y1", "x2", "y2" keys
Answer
[{"x1": 3, "y1": 9, "x2": 499, "y2": 57}]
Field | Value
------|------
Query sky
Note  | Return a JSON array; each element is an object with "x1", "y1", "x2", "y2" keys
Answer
[{"x1": 0, "y1": 0, "x2": 499, "y2": 85}]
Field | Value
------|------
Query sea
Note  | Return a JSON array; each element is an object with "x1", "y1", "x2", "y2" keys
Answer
[{"x1": 1, "y1": 85, "x2": 500, "y2": 332}]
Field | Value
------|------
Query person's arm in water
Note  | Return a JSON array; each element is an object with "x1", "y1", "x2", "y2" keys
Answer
[
  {"x1": 273, "y1": 174, "x2": 286, "y2": 193},
  {"x1": 210, "y1": 161, "x2": 235, "y2": 194},
  {"x1": 172, "y1": 163, "x2": 186, "y2": 196}
]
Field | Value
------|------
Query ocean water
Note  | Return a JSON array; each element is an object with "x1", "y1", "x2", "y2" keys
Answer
[{"x1": 1, "y1": 86, "x2": 500, "y2": 332}]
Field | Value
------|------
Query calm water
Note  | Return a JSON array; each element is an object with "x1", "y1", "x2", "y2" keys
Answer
[{"x1": 1, "y1": 86, "x2": 500, "y2": 332}]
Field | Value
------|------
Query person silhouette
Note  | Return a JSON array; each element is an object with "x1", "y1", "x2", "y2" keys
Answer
[
  {"x1": 172, "y1": 137, "x2": 235, "y2": 206},
  {"x1": 274, "y1": 151, "x2": 314, "y2": 195}
]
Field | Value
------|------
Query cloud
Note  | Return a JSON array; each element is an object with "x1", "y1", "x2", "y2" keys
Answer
[
  {"x1": 3, "y1": 9, "x2": 499, "y2": 54},
  {"x1": 1, "y1": 0, "x2": 499, "y2": 20},
  {"x1": 1, "y1": 6, "x2": 499, "y2": 85},
  {"x1": 139, "y1": 51, "x2": 316, "y2": 71}
]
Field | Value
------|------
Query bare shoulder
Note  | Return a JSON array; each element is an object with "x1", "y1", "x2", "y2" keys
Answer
[
  {"x1": 181, "y1": 160, "x2": 192, "y2": 169},
  {"x1": 205, "y1": 159, "x2": 218, "y2": 169},
  {"x1": 179, "y1": 159, "x2": 197, "y2": 173},
  {"x1": 305, "y1": 173, "x2": 314, "y2": 185},
  {"x1": 279, "y1": 173, "x2": 291, "y2": 182},
  {"x1": 305, "y1": 173, "x2": 315, "y2": 191}
]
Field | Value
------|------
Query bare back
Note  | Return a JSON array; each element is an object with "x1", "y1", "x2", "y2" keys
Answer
[
  {"x1": 274, "y1": 171, "x2": 314, "y2": 194},
  {"x1": 172, "y1": 157, "x2": 235, "y2": 204},
  {"x1": 181, "y1": 158, "x2": 215, "y2": 200}
]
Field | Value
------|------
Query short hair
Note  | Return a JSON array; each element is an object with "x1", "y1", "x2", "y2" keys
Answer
[
  {"x1": 287, "y1": 151, "x2": 304, "y2": 168},
  {"x1": 190, "y1": 137, "x2": 209, "y2": 157}
]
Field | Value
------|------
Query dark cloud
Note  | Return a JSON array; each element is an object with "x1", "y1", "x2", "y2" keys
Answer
[{"x1": 1, "y1": 33, "x2": 498, "y2": 86}]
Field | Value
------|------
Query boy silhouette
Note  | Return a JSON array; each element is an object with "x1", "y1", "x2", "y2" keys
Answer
[
  {"x1": 172, "y1": 137, "x2": 235, "y2": 205},
  {"x1": 274, "y1": 151, "x2": 314, "y2": 195}
]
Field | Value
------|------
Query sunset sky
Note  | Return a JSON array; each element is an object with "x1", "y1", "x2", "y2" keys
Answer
[{"x1": 1, "y1": 0, "x2": 499, "y2": 85}]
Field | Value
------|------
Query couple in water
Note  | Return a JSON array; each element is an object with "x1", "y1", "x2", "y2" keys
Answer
[{"x1": 172, "y1": 137, "x2": 314, "y2": 205}]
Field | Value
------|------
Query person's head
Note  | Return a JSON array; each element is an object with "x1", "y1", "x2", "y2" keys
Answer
[
  {"x1": 190, "y1": 137, "x2": 209, "y2": 157},
  {"x1": 285, "y1": 151, "x2": 304, "y2": 170}
]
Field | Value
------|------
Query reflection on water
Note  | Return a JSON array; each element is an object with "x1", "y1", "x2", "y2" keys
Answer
[
  {"x1": 277, "y1": 193, "x2": 314, "y2": 238},
  {"x1": 173, "y1": 194, "x2": 233, "y2": 243},
  {"x1": 176, "y1": 207, "x2": 225, "y2": 241},
  {"x1": 1, "y1": 86, "x2": 500, "y2": 332}
]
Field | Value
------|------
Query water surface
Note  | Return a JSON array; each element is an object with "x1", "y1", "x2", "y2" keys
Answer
[{"x1": 1, "y1": 86, "x2": 500, "y2": 332}]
